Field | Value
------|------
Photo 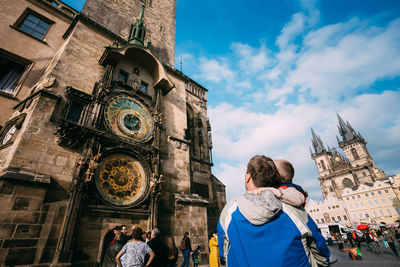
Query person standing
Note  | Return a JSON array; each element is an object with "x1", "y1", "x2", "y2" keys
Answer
[
  {"x1": 364, "y1": 230, "x2": 381, "y2": 254},
  {"x1": 384, "y1": 230, "x2": 399, "y2": 258},
  {"x1": 191, "y1": 246, "x2": 201, "y2": 267},
  {"x1": 147, "y1": 228, "x2": 168, "y2": 267},
  {"x1": 217, "y1": 155, "x2": 330, "y2": 266},
  {"x1": 334, "y1": 232, "x2": 344, "y2": 250},
  {"x1": 208, "y1": 231, "x2": 220, "y2": 267},
  {"x1": 116, "y1": 228, "x2": 155, "y2": 267},
  {"x1": 352, "y1": 231, "x2": 361, "y2": 248},
  {"x1": 179, "y1": 232, "x2": 191, "y2": 267},
  {"x1": 165, "y1": 236, "x2": 178, "y2": 267},
  {"x1": 346, "y1": 231, "x2": 355, "y2": 247},
  {"x1": 101, "y1": 232, "x2": 124, "y2": 267}
]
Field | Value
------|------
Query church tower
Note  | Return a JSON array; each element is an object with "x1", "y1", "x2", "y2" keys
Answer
[{"x1": 310, "y1": 128, "x2": 332, "y2": 177}]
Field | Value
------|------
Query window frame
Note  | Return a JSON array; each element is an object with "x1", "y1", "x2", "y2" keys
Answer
[
  {"x1": 0, "y1": 49, "x2": 32, "y2": 97},
  {"x1": 12, "y1": 8, "x2": 55, "y2": 42}
]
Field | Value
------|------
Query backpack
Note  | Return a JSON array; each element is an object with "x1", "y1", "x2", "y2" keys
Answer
[{"x1": 179, "y1": 237, "x2": 186, "y2": 251}]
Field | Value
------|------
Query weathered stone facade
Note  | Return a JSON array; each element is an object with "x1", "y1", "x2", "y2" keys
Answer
[{"x1": 0, "y1": 0, "x2": 225, "y2": 266}]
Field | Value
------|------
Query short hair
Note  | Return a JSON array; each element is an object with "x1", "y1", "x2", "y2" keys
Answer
[
  {"x1": 274, "y1": 160, "x2": 295, "y2": 183},
  {"x1": 246, "y1": 155, "x2": 279, "y2": 187},
  {"x1": 152, "y1": 228, "x2": 160, "y2": 236},
  {"x1": 132, "y1": 227, "x2": 144, "y2": 240},
  {"x1": 184, "y1": 232, "x2": 189, "y2": 236},
  {"x1": 120, "y1": 225, "x2": 127, "y2": 230}
]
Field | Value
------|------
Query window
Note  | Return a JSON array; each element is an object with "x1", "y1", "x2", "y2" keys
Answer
[
  {"x1": 388, "y1": 197, "x2": 394, "y2": 203},
  {"x1": 140, "y1": 81, "x2": 148, "y2": 93},
  {"x1": 16, "y1": 11, "x2": 52, "y2": 40},
  {"x1": 365, "y1": 212, "x2": 369, "y2": 218},
  {"x1": 331, "y1": 217, "x2": 335, "y2": 222},
  {"x1": 373, "y1": 210, "x2": 378, "y2": 217},
  {"x1": 343, "y1": 215, "x2": 347, "y2": 220},
  {"x1": 65, "y1": 102, "x2": 84, "y2": 122},
  {"x1": 374, "y1": 199, "x2": 379, "y2": 205},
  {"x1": 360, "y1": 202, "x2": 365, "y2": 208},
  {"x1": 381, "y1": 198, "x2": 386, "y2": 204},
  {"x1": 355, "y1": 202, "x2": 359, "y2": 208},
  {"x1": 365, "y1": 193, "x2": 369, "y2": 197},
  {"x1": 351, "y1": 148, "x2": 359, "y2": 160},
  {"x1": 336, "y1": 205, "x2": 339, "y2": 208},
  {"x1": 0, "y1": 51, "x2": 29, "y2": 94},
  {"x1": 357, "y1": 195, "x2": 361, "y2": 199},
  {"x1": 384, "y1": 189, "x2": 389, "y2": 194},
  {"x1": 316, "y1": 219, "x2": 320, "y2": 223},
  {"x1": 358, "y1": 212, "x2": 363, "y2": 219},
  {"x1": 317, "y1": 209, "x2": 319, "y2": 211},
  {"x1": 352, "y1": 213, "x2": 357, "y2": 219},
  {"x1": 348, "y1": 203, "x2": 353, "y2": 209},
  {"x1": 379, "y1": 209, "x2": 385, "y2": 216},
  {"x1": 352, "y1": 196, "x2": 355, "y2": 199},
  {"x1": 395, "y1": 207, "x2": 400, "y2": 215},
  {"x1": 118, "y1": 70, "x2": 128, "y2": 82},
  {"x1": 371, "y1": 192, "x2": 375, "y2": 196},
  {"x1": 387, "y1": 208, "x2": 392, "y2": 216},
  {"x1": 378, "y1": 191, "x2": 382, "y2": 195},
  {"x1": 321, "y1": 218, "x2": 325, "y2": 223},
  {"x1": 337, "y1": 216, "x2": 341, "y2": 221},
  {"x1": 328, "y1": 206, "x2": 331, "y2": 209},
  {"x1": 320, "y1": 160, "x2": 326, "y2": 170},
  {"x1": 346, "y1": 197, "x2": 349, "y2": 200},
  {"x1": 368, "y1": 200, "x2": 373, "y2": 207}
]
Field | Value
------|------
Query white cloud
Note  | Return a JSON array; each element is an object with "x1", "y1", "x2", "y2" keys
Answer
[{"x1": 176, "y1": 4, "x2": 400, "y2": 202}]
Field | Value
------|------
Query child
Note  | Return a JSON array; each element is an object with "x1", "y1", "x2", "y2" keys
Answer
[
  {"x1": 253, "y1": 159, "x2": 331, "y2": 266},
  {"x1": 252, "y1": 159, "x2": 307, "y2": 207},
  {"x1": 192, "y1": 245, "x2": 201, "y2": 267}
]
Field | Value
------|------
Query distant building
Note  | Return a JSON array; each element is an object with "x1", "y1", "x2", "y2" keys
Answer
[{"x1": 307, "y1": 115, "x2": 400, "y2": 226}]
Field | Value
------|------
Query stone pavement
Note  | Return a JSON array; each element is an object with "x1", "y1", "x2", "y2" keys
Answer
[{"x1": 329, "y1": 241, "x2": 400, "y2": 267}]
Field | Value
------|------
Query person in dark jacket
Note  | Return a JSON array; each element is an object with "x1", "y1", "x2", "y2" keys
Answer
[
  {"x1": 101, "y1": 232, "x2": 124, "y2": 267},
  {"x1": 179, "y1": 232, "x2": 192, "y2": 267},
  {"x1": 346, "y1": 231, "x2": 355, "y2": 247},
  {"x1": 147, "y1": 228, "x2": 168, "y2": 267}
]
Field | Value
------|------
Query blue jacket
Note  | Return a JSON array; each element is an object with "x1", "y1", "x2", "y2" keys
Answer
[{"x1": 217, "y1": 190, "x2": 330, "y2": 267}]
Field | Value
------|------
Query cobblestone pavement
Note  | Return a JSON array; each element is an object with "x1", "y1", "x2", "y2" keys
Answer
[{"x1": 329, "y1": 241, "x2": 400, "y2": 267}]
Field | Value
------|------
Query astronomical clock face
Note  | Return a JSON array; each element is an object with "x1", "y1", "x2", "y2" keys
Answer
[
  {"x1": 95, "y1": 154, "x2": 148, "y2": 206},
  {"x1": 104, "y1": 95, "x2": 154, "y2": 142}
]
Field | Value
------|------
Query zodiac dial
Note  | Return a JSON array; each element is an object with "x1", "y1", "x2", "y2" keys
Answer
[
  {"x1": 95, "y1": 154, "x2": 148, "y2": 206},
  {"x1": 104, "y1": 95, "x2": 153, "y2": 142}
]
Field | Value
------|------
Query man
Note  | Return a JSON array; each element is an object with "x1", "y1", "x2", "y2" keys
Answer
[
  {"x1": 147, "y1": 228, "x2": 168, "y2": 267},
  {"x1": 217, "y1": 155, "x2": 330, "y2": 266}
]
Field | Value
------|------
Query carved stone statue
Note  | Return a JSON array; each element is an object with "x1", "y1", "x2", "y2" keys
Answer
[
  {"x1": 150, "y1": 173, "x2": 165, "y2": 194},
  {"x1": 73, "y1": 156, "x2": 86, "y2": 179},
  {"x1": 85, "y1": 154, "x2": 101, "y2": 183}
]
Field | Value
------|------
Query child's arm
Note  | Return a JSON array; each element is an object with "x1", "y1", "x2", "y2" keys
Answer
[{"x1": 251, "y1": 187, "x2": 305, "y2": 207}]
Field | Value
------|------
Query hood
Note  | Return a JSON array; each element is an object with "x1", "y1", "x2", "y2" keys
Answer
[{"x1": 237, "y1": 190, "x2": 282, "y2": 225}]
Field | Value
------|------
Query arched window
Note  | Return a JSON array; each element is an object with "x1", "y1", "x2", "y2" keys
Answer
[
  {"x1": 320, "y1": 160, "x2": 326, "y2": 170},
  {"x1": 351, "y1": 148, "x2": 360, "y2": 160}
]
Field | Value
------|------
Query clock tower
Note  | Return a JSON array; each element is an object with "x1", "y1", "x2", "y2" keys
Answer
[{"x1": 0, "y1": 1, "x2": 225, "y2": 266}]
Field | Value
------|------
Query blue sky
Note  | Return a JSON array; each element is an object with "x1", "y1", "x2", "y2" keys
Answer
[{"x1": 64, "y1": 0, "x2": 400, "y2": 201}]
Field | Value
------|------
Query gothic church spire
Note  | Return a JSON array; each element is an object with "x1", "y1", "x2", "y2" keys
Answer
[
  {"x1": 311, "y1": 128, "x2": 326, "y2": 155},
  {"x1": 336, "y1": 113, "x2": 364, "y2": 143}
]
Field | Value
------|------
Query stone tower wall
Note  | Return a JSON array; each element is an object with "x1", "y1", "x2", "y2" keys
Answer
[{"x1": 82, "y1": 0, "x2": 176, "y2": 66}]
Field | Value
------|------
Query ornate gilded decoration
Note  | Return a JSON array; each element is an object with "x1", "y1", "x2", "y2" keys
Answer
[
  {"x1": 95, "y1": 154, "x2": 148, "y2": 206},
  {"x1": 104, "y1": 95, "x2": 154, "y2": 142}
]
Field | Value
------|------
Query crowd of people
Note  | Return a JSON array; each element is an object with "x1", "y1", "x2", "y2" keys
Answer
[{"x1": 101, "y1": 225, "x2": 221, "y2": 267}]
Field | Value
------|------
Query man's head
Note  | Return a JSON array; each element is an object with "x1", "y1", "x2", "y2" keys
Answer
[
  {"x1": 274, "y1": 159, "x2": 294, "y2": 183},
  {"x1": 245, "y1": 155, "x2": 279, "y2": 190},
  {"x1": 151, "y1": 228, "x2": 160, "y2": 239},
  {"x1": 121, "y1": 225, "x2": 128, "y2": 236}
]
